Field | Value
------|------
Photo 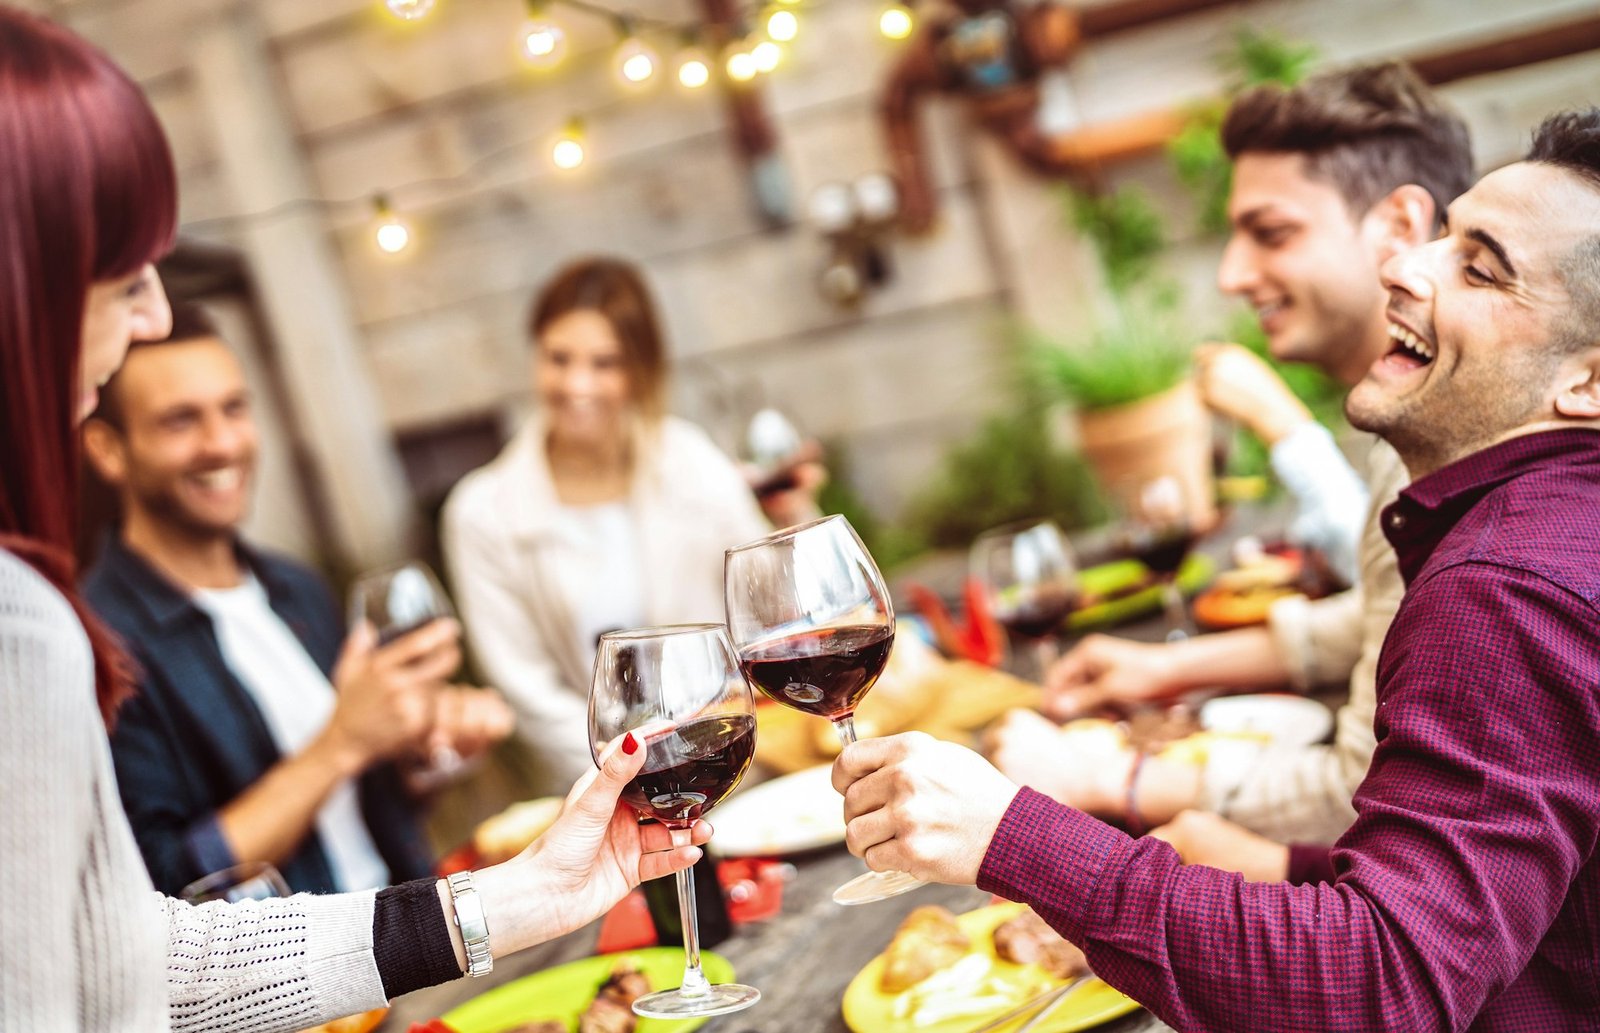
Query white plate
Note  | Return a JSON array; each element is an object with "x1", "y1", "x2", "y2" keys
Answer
[
  {"x1": 712, "y1": 764, "x2": 845, "y2": 857},
  {"x1": 1200, "y1": 693, "x2": 1334, "y2": 747}
]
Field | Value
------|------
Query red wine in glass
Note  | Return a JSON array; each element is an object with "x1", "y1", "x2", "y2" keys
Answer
[
  {"x1": 621, "y1": 714, "x2": 758, "y2": 828},
  {"x1": 1123, "y1": 528, "x2": 1196, "y2": 577},
  {"x1": 996, "y1": 586, "x2": 1080, "y2": 640},
  {"x1": 736, "y1": 625, "x2": 895, "y2": 720}
]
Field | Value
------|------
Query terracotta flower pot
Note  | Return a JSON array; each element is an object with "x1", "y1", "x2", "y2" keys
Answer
[{"x1": 1075, "y1": 379, "x2": 1217, "y2": 529}]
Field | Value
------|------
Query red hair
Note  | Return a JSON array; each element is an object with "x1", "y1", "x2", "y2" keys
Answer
[{"x1": 0, "y1": 6, "x2": 177, "y2": 726}]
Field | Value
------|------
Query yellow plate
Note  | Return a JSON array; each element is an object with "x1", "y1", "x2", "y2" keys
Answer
[
  {"x1": 442, "y1": 948, "x2": 735, "y2": 1033},
  {"x1": 842, "y1": 903, "x2": 1140, "y2": 1033}
]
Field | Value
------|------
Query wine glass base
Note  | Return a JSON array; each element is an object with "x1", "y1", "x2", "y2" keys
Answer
[
  {"x1": 631, "y1": 982, "x2": 761, "y2": 1019},
  {"x1": 833, "y1": 868, "x2": 925, "y2": 906}
]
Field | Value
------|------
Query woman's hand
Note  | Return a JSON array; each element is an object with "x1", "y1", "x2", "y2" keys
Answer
[{"x1": 467, "y1": 734, "x2": 710, "y2": 961}]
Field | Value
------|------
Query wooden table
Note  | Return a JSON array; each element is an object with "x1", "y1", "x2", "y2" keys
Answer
[{"x1": 382, "y1": 843, "x2": 1173, "y2": 1032}]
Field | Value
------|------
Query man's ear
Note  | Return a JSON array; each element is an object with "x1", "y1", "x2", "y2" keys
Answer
[
  {"x1": 1364, "y1": 184, "x2": 1436, "y2": 265},
  {"x1": 1554, "y1": 348, "x2": 1600, "y2": 420},
  {"x1": 82, "y1": 419, "x2": 128, "y2": 487}
]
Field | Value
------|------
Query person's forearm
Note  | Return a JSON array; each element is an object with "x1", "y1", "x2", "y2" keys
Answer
[
  {"x1": 215, "y1": 731, "x2": 365, "y2": 866},
  {"x1": 1160, "y1": 627, "x2": 1292, "y2": 694}
]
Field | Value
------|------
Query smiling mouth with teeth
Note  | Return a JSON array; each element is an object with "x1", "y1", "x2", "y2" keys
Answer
[{"x1": 1387, "y1": 322, "x2": 1435, "y2": 366}]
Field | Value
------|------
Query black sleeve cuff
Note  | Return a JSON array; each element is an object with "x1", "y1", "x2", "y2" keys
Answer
[{"x1": 374, "y1": 878, "x2": 462, "y2": 999}]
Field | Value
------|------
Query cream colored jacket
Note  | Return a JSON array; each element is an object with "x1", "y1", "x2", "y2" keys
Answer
[
  {"x1": 1199, "y1": 438, "x2": 1409, "y2": 844},
  {"x1": 442, "y1": 416, "x2": 769, "y2": 794}
]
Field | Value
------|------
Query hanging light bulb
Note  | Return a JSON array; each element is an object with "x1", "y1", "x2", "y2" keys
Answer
[
  {"x1": 518, "y1": 0, "x2": 566, "y2": 66},
  {"x1": 382, "y1": 0, "x2": 435, "y2": 20},
  {"x1": 676, "y1": 48, "x2": 711, "y2": 89},
  {"x1": 879, "y1": 3, "x2": 914, "y2": 39},
  {"x1": 371, "y1": 196, "x2": 411, "y2": 254},
  {"x1": 765, "y1": 7, "x2": 799, "y2": 42},
  {"x1": 751, "y1": 38, "x2": 782, "y2": 73},
  {"x1": 613, "y1": 18, "x2": 659, "y2": 85},
  {"x1": 725, "y1": 45, "x2": 758, "y2": 82},
  {"x1": 551, "y1": 118, "x2": 586, "y2": 170}
]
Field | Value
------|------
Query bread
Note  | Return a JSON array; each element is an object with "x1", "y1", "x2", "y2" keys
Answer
[
  {"x1": 879, "y1": 905, "x2": 972, "y2": 993},
  {"x1": 992, "y1": 909, "x2": 1087, "y2": 981},
  {"x1": 472, "y1": 797, "x2": 563, "y2": 864}
]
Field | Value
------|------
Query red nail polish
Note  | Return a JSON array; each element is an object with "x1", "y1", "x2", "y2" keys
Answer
[{"x1": 622, "y1": 732, "x2": 639, "y2": 755}]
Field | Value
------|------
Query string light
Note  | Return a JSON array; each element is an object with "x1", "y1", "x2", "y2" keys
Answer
[
  {"x1": 613, "y1": 19, "x2": 659, "y2": 85},
  {"x1": 879, "y1": 3, "x2": 913, "y2": 39},
  {"x1": 519, "y1": 0, "x2": 567, "y2": 66},
  {"x1": 371, "y1": 196, "x2": 411, "y2": 254},
  {"x1": 751, "y1": 38, "x2": 782, "y2": 73},
  {"x1": 382, "y1": 0, "x2": 436, "y2": 20},
  {"x1": 766, "y1": 8, "x2": 798, "y2": 42},
  {"x1": 551, "y1": 118, "x2": 586, "y2": 170},
  {"x1": 725, "y1": 46, "x2": 758, "y2": 82},
  {"x1": 676, "y1": 48, "x2": 712, "y2": 89}
]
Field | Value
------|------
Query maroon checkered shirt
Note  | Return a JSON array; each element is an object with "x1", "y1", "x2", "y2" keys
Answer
[{"x1": 979, "y1": 429, "x2": 1600, "y2": 1031}]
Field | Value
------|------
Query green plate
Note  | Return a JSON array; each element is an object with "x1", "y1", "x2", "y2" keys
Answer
[
  {"x1": 441, "y1": 948, "x2": 736, "y2": 1033},
  {"x1": 1067, "y1": 553, "x2": 1215, "y2": 633}
]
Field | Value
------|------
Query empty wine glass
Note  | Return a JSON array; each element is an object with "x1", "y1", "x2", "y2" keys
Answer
[
  {"x1": 589, "y1": 624, "x2": 761, "y2": 1019},
  {"x1": 724, "y1": 514, "x2": 922, "y2": 906},
  {"x1": 1112, "y1": 476, "x2": 1198, "y2": 641},
  {"x1": 348, "y1": 561, "x2": 462, "y2": 785},
  {"x1": 972, "y1": 520, "x2": 1080, "y2": 678}
]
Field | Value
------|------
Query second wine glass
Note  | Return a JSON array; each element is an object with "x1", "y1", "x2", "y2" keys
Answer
[
  {"x1": 723, "y1": 514, "x2": 923, "y2": 906},
  {"x1": 971, "y1": 520, "x2": 1080, "y2": 679},
  {"x1": 589, "y1": 624, "x2": 761, "y2": 1019}
]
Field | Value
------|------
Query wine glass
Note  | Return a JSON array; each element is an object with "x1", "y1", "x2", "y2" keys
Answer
[
  {"x1": 589, "y1": 624, "x2": 761, "y2": 1019},
  {"x1": 741, "y1": 406, "x2": 806, "y2": 501},
  {"x1": 971, "y1": 520, "x2": 1080, "y2": 678},
  {"x1": 723, "y1": 514, "x2": 921, "y2": 906},
  {"x1": 1112, "y1": 476, "x2": 1197, "y2": 642},
  {"x1": 348, "y1": 561, "x2": 462, "y2": 785},
  {"x1": 180, "y1": 860, "x2": 290, "y2": 904}
]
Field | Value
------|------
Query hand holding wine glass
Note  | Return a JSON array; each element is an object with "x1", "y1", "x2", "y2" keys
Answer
[
  {"x1": 724, "y1": 514, "x2": 922, "y2": 905},
  {"x1": 588, "y1": 624, "x2": 761, "y2": 1019},
  {"x1": 971, "y1": 520, "x2": 1080, "y2": 678}
]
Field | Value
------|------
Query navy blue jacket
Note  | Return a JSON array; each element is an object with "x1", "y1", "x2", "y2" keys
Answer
[{"x1": 83, "y1": 535, "x2": 436, "y2": 895}]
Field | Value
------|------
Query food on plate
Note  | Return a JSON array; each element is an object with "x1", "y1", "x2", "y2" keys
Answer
[
  {"x1": 879, "y1": 905, "x2": 972, "y2": 993},
  {"x1": 473, "y1": 796, "x2": 563, "y2": 864},
  {"x1": 1192, "y1": 583, "x2": 1299, "y2": 630},
  {"x1": 576, "y1": 962, "x2": 650, "y2": 1033},
  {"x1": 1124, "y1": 706, "x2": 1204, "y2": 754},
  {"x1": 1057, "y1": 718, "x2": 1128, "y2": 753},
  {"x1": 500, "y1": 1022, "x2": 564, "y2": 1033},
  {"x1": 300, "y1": 1009, "x2": 388, "y2": 1033},
  {"x1": 992, "y1": 908, "x2": 1088, "y2": 980}
]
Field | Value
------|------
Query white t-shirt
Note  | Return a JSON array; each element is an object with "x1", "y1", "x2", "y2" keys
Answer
[
  {"x1": 552, "y1": 502, "x2": 647, "y2": 672},
  {"x1": 191, "y1": 575, "x2": 391, "y2": 892}
]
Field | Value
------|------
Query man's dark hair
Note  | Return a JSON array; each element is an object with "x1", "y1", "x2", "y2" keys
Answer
[
  {"x1": 1222, "y1": 61, "x2": 1474, "y2": 226},
  {"x1": 1527, "y1": 109, "x2": 1600, "y2": 351},
  {"x1": 92, "y1": 300, "x2": 223, "y2": 430}
]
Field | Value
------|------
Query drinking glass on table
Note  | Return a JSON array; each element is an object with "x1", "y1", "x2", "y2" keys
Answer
[
  {"x1": 971, "y1": 520, "x2": 1080, "y2": 678},
  {"x1": 589, "y1": 625, "x2": 761, "y2": 1019},
  {"x1": 348, "y1": 561, "x2": 462, "y2": 787},
  {"x1": 723, "y1": 514, "x2": 920, "y2": 906},
  {"x1": 1112, "y1": 475, "x2": 1198, "y2": 642},
  {"x1": 180, "y1": 860, "x2": 290, "y2": 904}
]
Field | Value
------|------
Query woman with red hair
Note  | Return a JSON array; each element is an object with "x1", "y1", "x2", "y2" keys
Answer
[{"x1": 0, "y1": 8, "x2": 706, "y2": 1029}]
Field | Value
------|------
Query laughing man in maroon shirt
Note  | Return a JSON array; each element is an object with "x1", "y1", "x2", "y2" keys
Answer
[{"x1": 834, "y1": 110, "x2": 1600, "y2": 1032}]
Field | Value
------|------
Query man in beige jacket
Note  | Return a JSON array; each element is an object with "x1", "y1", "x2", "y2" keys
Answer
[{"x1": 989, "y1": 62, "x2": 1475, "y2": 879}]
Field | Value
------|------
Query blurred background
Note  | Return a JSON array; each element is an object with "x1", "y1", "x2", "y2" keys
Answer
[{"x1": 32, "y1": 0, "x2": 1600, "y2": 576}]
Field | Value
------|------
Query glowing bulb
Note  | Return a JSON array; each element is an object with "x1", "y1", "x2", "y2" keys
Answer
[
  {"x1": 677, "y1": 53, "x2": 711, "y2": 89},
  {"x1": 383, "y1": 0, "x2": 435, "y2": 20},
  {"x1": 726, "y1": 49, "x2": 757, "y2": 82},
  {"x1": 766, "y1": 8, "x2": 798, "y2": 42},
  {"x1": 615, "y1": 37, "x2": 659, "y2": 84},
  {"x1": 879, "y1": 4, "x2": 913, "y2": 39},
  {"x1": 752, "y1": 39, "x2": 782, "y2": 73},
  {"x1": 375, "y1": 218, "x2": 410, "y2": 254},
  {"x1": 520, "y1": 20, "x2": 566, "y2": 65},
  {"x1": 551, "y1": 123, "x2": 586, "y2": 170}
]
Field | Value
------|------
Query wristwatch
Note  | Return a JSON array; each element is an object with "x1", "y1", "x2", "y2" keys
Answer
[{"x1": 446, "y1": 870, "x2": 493, "y2": 977}]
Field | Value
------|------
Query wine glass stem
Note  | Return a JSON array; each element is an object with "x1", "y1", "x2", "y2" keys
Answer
[
  {"x1": 833, "y1": 714, "x2": 858, "y2": 748},
  {"x1": 1031, "y1": 637, "x2": 1060, "y2": 681},
  {"x1": 1161, "y1": 580, "x2": 1189, "y2": 642},
  {"x1": 674, "y1": 860, "x2": 711, "y2": 998}
]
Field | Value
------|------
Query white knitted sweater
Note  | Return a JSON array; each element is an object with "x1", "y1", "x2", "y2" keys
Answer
[{"x1": 0, "y1": 550, "x2": 389, "y2": 1031}]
